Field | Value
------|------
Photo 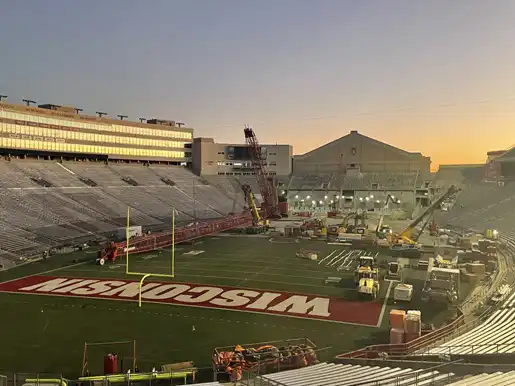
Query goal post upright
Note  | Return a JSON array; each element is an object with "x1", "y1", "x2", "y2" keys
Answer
[
  {"x1": 124, "y1": 206, "x2": 176, "y2": 307},
  {"x1": 126, "y1": 206, "x2": 130, "y2": 275}
]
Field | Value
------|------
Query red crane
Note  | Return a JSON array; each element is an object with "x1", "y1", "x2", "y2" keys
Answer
[{"x1": 244, "y1": 125, "x2": 281, "y2": 219}]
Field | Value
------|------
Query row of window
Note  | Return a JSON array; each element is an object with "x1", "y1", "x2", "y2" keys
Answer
[
  {"x1": 0, "y1": 110, "x2": 193, "y2": 139},
  {"x1": 0, "y1": 137, "x2": 187, "y2": 158},
  {"x1": 216, "y1": 172, "x2": 277, "y2": 176},
  {"x1": 0, "y1": 123, "x2": 185, "y2": 149},
  {"x1": 216, "y1": 161, "x2": 277, "y2": 167}
]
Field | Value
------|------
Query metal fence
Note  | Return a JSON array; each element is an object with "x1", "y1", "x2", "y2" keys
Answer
[{"x1": 0, "y1": 369, "x2": 206, "y2": 386}]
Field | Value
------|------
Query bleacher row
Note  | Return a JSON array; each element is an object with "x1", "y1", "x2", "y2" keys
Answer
[
  {"x1": 206, "y1": 361, "x2": 515, "y2": 385},
  {"x1": 288, "y1": 172, "x2": 420, "y2": 191},
  {"x1": 419, "y1": 182, "x2": 515, "y2": 358},
  {"x1": 440, "y1": 183, "x2": 515, "y2": 231},
  {"x1": 0, "y1": 160, "x2": 246, "y2": 269}
]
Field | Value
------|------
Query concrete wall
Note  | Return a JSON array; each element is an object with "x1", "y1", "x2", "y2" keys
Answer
[{"x1": 192, "y1": 137, "x2": 292, "y2": 176}]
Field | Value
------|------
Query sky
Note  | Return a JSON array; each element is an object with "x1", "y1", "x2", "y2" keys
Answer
[{"x1": 1, "y1": 0, "x2": 515, "y2": 169}]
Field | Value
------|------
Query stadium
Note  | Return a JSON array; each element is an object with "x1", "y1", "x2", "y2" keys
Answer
[{"x1": 1, "y1": 98, "x2": 515, "y2": 386}]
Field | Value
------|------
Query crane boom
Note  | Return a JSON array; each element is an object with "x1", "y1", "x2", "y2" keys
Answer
[
  {"x1": 244, "y1": 125, "x2": 281, "y2": 219},
  {"x1": 392, "y1": 185, "x2": 459, "y2": 245}
]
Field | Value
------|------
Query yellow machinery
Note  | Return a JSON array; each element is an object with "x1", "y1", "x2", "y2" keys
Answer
[
  {"x1": 301, "y1": 218, "x2": 327, "y2": 237},
  {"x1": 241, "y1": 184, "x2": 269, "y2": 231},
  {"x1": 356, "y1": 267, "x2": 380, "y2": 300},
  {"x1": 485, "y1": 229, "x2": 499, "y2": 240},
  {"x1": 354, "y1": 255, "x2": 376, "y2": 284},
  {"x1": 389, "y1": 185, "x2": 459, "y2": 248},
  {"x1": 327, "y1": 211, "x2": 368, "y2": 237},
  {"x1": 376, "y1": 194, "x2": 398, "y2": 239}
]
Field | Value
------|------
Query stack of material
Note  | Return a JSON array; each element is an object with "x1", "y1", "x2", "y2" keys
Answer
[
  {"x1": 466, "y1": 263, "x2": 486, "y2": 279},
  {"x1": 389, "y1": 309, "x2": 406, "y2": 345},
  {"x1": 405, "y1": 310, "x2": 422, "y2": 342}
]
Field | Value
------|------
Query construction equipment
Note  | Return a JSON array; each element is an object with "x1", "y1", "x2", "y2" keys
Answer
[
  {"x1": 296, "y1": 249, "x2": 318, "y2": 261},
  {"x1": 485, "y1": 229, "x2": 499, "y2": 240},
  {"x1": 241, "y1": 183, "x2": 269, "y2": 233},
  {"x1": 393, "y1": 283, "x2": 413, "y2": 302},
  {"x1": 389, "y1": 185, "x2": 459, "y2": 249},
  {"x1": 376, "y1": 194, "x2": 399, "y2": 239},
  {"x1": 301, "y1": 218, "x2": 327, "y2": 237},
  {"x1": 348, "y1": 210, "x2": 368, "y2": 234},
  {"x1": 429, "y1": 218, "x2": 438, "y2": 236},
  {"x1": 97, "y1": 214, "x2": 252, "y2": 264},
  {"x1": 328, "y1": 211, "x2": 368, "y2": 240},
  {"x1": 422, "y1": 257, "x2": 460, "y2": 304},
  {"x1": 356, "y1": 267, "x2": 380, "y2": 300},
  {"x1": 244, "y1": 125, "x2": 281, "y2": 219},
  {"x1": 354, "y1": 254, "x2": 376, "y2": 284},
  {"x1": 386, "y1": 261, "x2": 403, "y2": 281}
]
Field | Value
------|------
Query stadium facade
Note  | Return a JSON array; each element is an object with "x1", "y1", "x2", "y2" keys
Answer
[
  {"x1": 288, "y1": 130, "x2": 433, "y2": 209},
  {"x1": 191, "y1": 137, "x2": 292, "y2": 177},
  {"x1": 0, "y1": 101, "x2": 193, "y2": 163}
]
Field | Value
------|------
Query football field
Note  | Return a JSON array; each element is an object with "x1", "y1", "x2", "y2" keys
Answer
[{"x1": 0, "y1": 236, "x2": 393, "y2": 377}]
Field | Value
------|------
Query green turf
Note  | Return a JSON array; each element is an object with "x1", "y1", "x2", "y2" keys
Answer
[{"x1": 0, "y1": 236, "x2": 427, "y2": 378}]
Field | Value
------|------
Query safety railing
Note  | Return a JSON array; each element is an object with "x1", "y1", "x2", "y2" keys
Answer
[
  {"x1": 239, "y1": 346, "x2": 333, "y2": 386},
  {"x1": 335, "y1": 312, "x2": 466, "y2": 359},
  {"x1": 460, "y1": 267, "x2": 504, "y2": 315},
  {"x1": 418, "y1": 342, "x2": 515, "y2": 356},
  {"x1": 0, "y1": 368, "x2": 204, "y2": 386}
]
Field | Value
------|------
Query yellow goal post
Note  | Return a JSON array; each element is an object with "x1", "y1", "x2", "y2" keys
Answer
[{"x1": 124, "y1": 206, "x2": 176, "y2": 307}]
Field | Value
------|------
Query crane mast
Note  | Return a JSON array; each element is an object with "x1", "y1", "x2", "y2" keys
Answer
[{"x1": 244, "y1": 125, "x2": 281, "y2": 219}]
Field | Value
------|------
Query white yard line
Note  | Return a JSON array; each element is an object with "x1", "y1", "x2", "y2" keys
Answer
[
  {"x1": 0, "y1": 261, "x2": 90, "y2": 285},
  {"x1": 376, "y1": 280, "x2": 393, "y2": 328},
  {"x1": 318, "y1": 250, "x2": 338, "y2": 265}
]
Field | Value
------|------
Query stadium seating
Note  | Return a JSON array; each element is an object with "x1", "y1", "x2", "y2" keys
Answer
[
  {"x1": 0, "y1": 160, "x2": 246, "y2": 267},
  {"x1": 420, "y1": 289, "x2": 515, "y2": 356},
  {"x1": 253, "y1": 362, "x2": 456, "y2": 385},
  {"x1": 445, "y1": 371, "x2": 515, "y2": 385},
  {"x1": 441, "y1": 183, "x2": 515, "y2": 231},
  {"x1": 289, "y1": 172, "x2": 419, "y2": 191}
]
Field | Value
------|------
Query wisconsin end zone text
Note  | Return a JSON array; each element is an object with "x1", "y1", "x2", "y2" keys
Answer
[{"x1": 0, "y1": 276, "x2": 381, "y2": 325}]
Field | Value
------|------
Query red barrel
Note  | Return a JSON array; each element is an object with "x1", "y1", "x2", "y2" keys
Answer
[
  {"x1": 104, "y1": 353, "x2": 119, "y2": 375},
  {"x1": 279, "y1": 201, "x2": 288, "y2": 216}
]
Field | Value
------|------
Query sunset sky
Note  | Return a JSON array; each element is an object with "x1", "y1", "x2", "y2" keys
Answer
[{"x1": 1, "y1": 1, "x2": 514, "y2": 169}]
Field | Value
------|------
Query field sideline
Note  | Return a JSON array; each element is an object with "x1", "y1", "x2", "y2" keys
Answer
[{"x1": 0, "y1": 236, "x2": 394, "y2": 377}]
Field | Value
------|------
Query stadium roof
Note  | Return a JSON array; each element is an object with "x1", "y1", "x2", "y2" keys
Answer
[{"x1": 295, "y1": 130, "x2": 428, "y2": 160}]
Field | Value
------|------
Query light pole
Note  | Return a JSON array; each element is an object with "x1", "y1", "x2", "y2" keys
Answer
[{"x1": 22, "y1": 99, "x2": 36, "y2": 106}]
